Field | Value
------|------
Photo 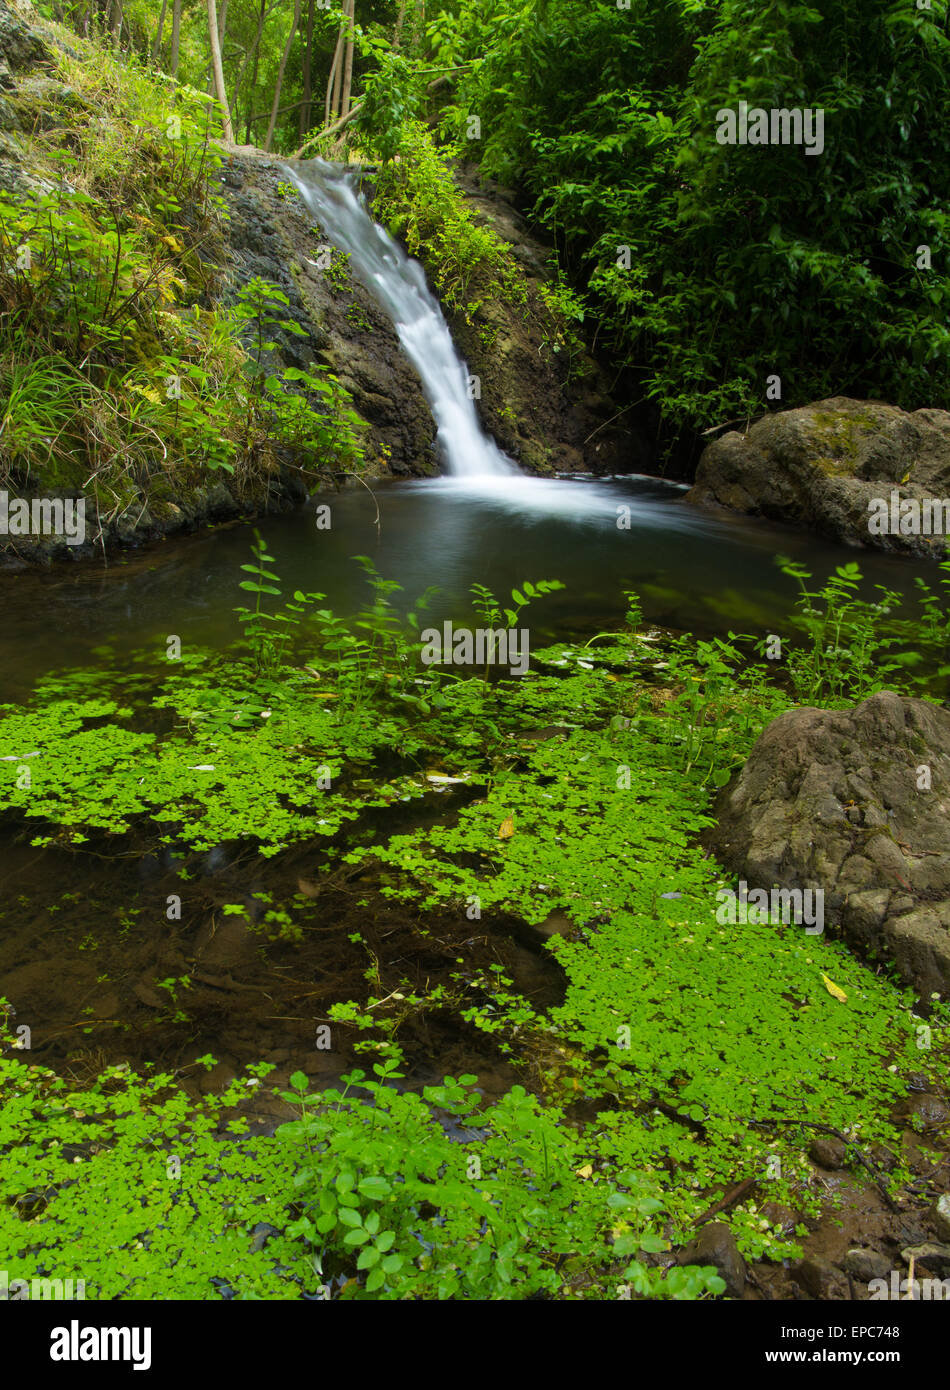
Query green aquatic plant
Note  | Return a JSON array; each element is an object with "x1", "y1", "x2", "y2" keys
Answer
[
  {"x1": 0, "y1": 1024, "x2": 724, "y2": 1301},
  {"x1": 777, "y1": 558, "x2": 906, "y2": 706},
  {"x1": 2, "y1": 571, "x2": 948, "y2": 1289}
]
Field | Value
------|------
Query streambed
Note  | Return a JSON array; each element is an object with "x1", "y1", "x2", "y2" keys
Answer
[{"x1": 0, "y1": 469, "x2": 940, "y2": 1086}]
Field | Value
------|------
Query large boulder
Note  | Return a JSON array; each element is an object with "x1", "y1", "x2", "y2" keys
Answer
[
  {"x1": 687, "y1": 397, "x2": 950, "y2": 558},
  {"x1": 707, "y1": 691, "x2": 950, "y2": 1000}
]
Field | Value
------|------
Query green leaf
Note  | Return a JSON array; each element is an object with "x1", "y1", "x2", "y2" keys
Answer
[{"x1": 357, "y1": 1176, "x2": 391, "y2": 1200}]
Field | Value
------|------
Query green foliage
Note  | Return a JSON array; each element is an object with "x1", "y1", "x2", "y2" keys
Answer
[
  {"x1": 632, "y1": 633, "x2": 788, "y2": 784},
  {"x1": 468, "y1": 576, "x2": 564, "y2": 682},
  {"x1": 43, "y1": 0, "x2": 950, "y2": 451},
  {"x1": 430, "y1": 0, "x2": 950, "y2": 440},
  {"x1": 341, "y1": 652, "x2": 943, "y2": 1257},
  {"x1": 0, "y1": 1014, "x2": 727, "y2": 1301},
  {"x1": 0, "y1": 1043, "x2": 312, "y2": 1299},
  {"x1": 2, "y1": 560, "x2": 948, "y2": 1294},
  {"x1": 0, "y1": 32, "x2": 363, "y2": 523},
  {"x1": 367, "y1": 120, "x2": 528, "y2": 324},
  {"x1": 279, "y1": 1057, "x2": 726, "y2": 1299},
  {"x1": 354, "y1": 49, "x2": 428, "y2": 163},
  {"x1": 777, "y1": 555, "x2": 950, "y2": 704},
  {"x1": 234, "y1": 529, "x2": 292, "y2": 677}
]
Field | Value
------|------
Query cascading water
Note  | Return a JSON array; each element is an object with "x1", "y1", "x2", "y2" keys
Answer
[{"x1": 285, "y1": 159, "x2": 515, "y2": 479}]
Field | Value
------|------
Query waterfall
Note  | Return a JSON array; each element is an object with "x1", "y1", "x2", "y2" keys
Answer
[{"x1": 284, "y1": 159, "x2": 515, "y2": 479}]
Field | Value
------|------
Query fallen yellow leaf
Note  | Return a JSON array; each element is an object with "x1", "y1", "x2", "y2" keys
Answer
[
  {"x1": 821, "y1": 972, "x2": 848, "y2": 1003},
  {"x1": 575, "y1": 1164, "x2": 594, "y2": 1179},
  {"x1": 498, "y1": 816, "x2": 515, "y2": 839}
]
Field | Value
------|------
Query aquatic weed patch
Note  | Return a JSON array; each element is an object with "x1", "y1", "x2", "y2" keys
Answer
[
  {"x1": 0, "y1": 657, "x2": 429, "y2": 854},
  {"x1": 342, "y1": 687, "x2": 949, "y2": 1260}
]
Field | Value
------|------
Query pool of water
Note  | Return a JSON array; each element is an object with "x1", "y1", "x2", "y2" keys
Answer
[{"x1": 0, "y1": 473, "x2": 939, "y2": 701}]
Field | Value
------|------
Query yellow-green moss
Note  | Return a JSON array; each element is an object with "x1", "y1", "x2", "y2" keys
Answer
[{"x1": 807, "y1": 408, "x2": 882, "y2": 476}]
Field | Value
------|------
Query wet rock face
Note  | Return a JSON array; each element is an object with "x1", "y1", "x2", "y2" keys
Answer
[
  {"x1": 686, "y1": 396, "x2": 950, "y2": 558},
  {"x1": 707, "y1": 691, "x2": 950, "y2": 999},
  {"x1": 219, "y1": 157, "x2": 651, "y2": 481},
  {"x1": 0, "y1": 0, "x2": 52, "y2": 74},
  {"x1": 218, "y1": 156, "x2": 439, "y2": 479}
]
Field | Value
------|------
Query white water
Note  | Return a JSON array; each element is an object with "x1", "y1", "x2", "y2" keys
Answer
[{"x1": 286, "y1": 159, "x2": 515, "y2": 479}]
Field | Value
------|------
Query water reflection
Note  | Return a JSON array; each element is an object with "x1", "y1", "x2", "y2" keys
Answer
[{"x1": 0, "y1": 474, "x2": 938, "y2": 701}]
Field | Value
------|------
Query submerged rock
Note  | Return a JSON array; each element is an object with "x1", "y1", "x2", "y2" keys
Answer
[
  {"x1": 676, "y1": 1221, "x2": 747, "y2": 1298},
  {"x1": 707, "y1": 691, "x2": 950, "y2": 999},
  {"x1": 686, "y1": 396, "x2": 950, "y2": 558}
]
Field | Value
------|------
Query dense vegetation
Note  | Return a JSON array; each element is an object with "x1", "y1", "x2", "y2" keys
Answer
[
  {"x1": 0, "y1": 28, "x2": 365, "y2": 520},
  {"x1": 423, "y1": 0, "x2": 950, "y2": 446}
]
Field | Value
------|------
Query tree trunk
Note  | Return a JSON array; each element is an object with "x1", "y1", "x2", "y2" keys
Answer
[
  {"x1": 170, "y1": 0, "x2": 181, "y2": 76},
  {"x1": 299, "y1": 0, "x2": 314, "y2": 138},
  {"x1": 150, "y1": 0, "x2": 168, "y2": 63},
  {"x1": 108, "y1": 0, "x2": 122, "y2": 41},
  {"x1": 232, "y1": 0, "x2": 276, "y2": 127},
  {"x1": 325, "y1": 4, "x2": 347, "y2": 127},
  {"x1": 392, "y1": 0, "x2": 406, "y2": 50},
  {"x1": 244, "y1": 0, "x2": 266, "y2": 143},
  {"x1": 340, "y1": 0, "x2": 355, "y2": 122},
  {"x1": 263, "y1": 0, "x2": 301, "y2": 153},
  {"x1": 206, "y1": 0, "x2": 235, "y2": 142}
]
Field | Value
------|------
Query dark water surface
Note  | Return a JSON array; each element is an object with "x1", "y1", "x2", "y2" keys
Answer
[{"x1": 0, "y1": 473, "x2": 938, "y2": 701}]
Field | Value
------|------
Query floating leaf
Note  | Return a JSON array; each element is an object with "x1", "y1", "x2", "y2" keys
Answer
[
  {"x1": 498, "y1": 816, "x2": 515, "y2": 839},
  {"x1": 820, "y1": 973, "x2": 848, "y2": 1003}
]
